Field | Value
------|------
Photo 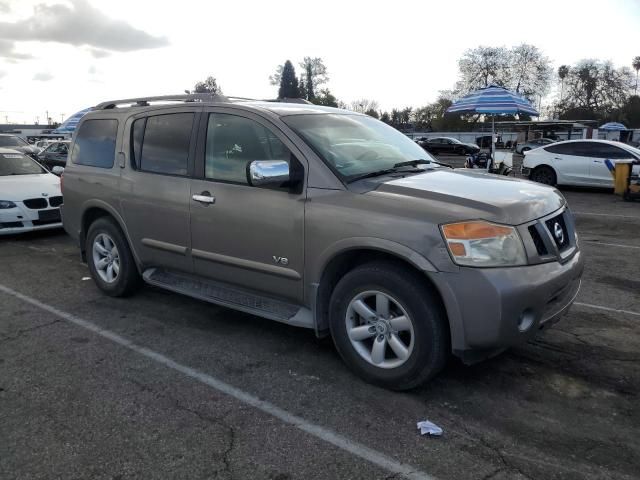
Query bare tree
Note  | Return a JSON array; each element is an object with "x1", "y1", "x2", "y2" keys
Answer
[
  {"x1": 299, "y1": 57, "x2": 329, "y2": 100},
  {"x1": 456, "y1": 46, "x2": 511, "y2": 93},
  {"x1": 269, "y1": 64, "x2": 284, "y2": 86},
  {"x1": 350, "y1": 99, "x2": 379, "y2": 113},
  {"x1": 509, "y1": 44, "x2": 552, "y2": 100},
  {"x1": 633, "y1": 56, "x2": 640, "y2": 95}
]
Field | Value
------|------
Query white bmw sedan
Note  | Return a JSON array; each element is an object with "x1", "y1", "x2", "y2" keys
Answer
[
  {"x1": 522, "y1": 139, "x2": 640, "y2": 187},
  {"x1": 0, "y1": 148, "x2": 63, "y2": 235}
]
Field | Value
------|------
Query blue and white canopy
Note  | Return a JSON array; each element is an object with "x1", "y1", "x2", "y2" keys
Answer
[
  {"x1": 599, "y1": 122, "x2": 627, "y2": 131},
  {"x1": 51, "y1": 108, "x2": 92, "y2": 134},
  {"x1": 446, "y1": 84, "x2": 539, "y2": 116}
]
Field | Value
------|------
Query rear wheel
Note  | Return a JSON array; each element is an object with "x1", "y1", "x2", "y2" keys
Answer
[
  {"x1": 329, "y1": 261, "x2": 449, "y2": 390},
  {"x1": 86, "y1": 217, "x2": 141, "y2": 297},
  {"x1": 530, "y1": 165, "x2": 557, "y2": 186}
]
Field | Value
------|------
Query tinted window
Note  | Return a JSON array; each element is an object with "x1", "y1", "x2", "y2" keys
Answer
[
  {"x1": 545, "y1": 142, "x2": 585, "y2": 156},
  {"x1": 131, "y1": 118, "x2": 145, "y2": 169},
  {"x1": 205, "y1": 114, "x2": 291, "y2": 184},
  {"x1": 139, "y1": 113, "x2": 194, "y2": 176},
  {"x1": 592, "y1": 144, "x2": 635, "y2": 159},
  {"x1": 72, "y1": 119, "x2": 118, "y2": 168}
]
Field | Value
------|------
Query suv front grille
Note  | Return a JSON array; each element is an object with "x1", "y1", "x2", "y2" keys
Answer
[
  {"x1": 23, "y1": 198, "x2": 48, "y2": 209},
  {"x1": 545, "y1": 214, "x2": 570, "y2": 251},
  {"x1": 528, "y1": 225, "x2": 548, "y2": 255}
]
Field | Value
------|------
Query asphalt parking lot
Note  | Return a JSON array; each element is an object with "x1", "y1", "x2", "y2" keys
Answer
[{"x1": 1, "y1": 181, "x2": 639, "y2": 479}]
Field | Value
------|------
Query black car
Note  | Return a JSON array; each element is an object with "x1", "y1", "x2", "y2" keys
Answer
[
  {"x1": 417, "y1": 136, "x2": 480, "y2": 155},
  {"x1": 37, "y1": 140, "x2": 69, "y2": 172}
]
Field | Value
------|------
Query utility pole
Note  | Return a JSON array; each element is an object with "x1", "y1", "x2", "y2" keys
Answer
[{"x1": 46, "y1": 110, "x2": 49, "y2": 126}]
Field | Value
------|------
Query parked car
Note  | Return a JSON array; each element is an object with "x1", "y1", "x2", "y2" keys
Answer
[
  {"x1": 37, "y1": 140, "x2": 70, "y2": 172},
  {"x1": 522, "y1": 139, "x2": 640, "y2": 187},
  {"x1": 417, "y1": 137, "x2": 480, "y2": 155},
  {"x1": 515, "y1": 137, "x2": 556, "y2": 154},
  {"x1": 0, "y1": 149, "x2": 63, "y2": 235},
  {"x1": 62, "y1": 94, "x2": 584, "y2": 390},
  {"x1": 0, "y1": 134, "x2": 41, "y2": 159}
]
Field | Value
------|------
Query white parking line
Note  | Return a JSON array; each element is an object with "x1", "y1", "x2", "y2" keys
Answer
[
  {"x1": 583, "y1": 240, "x2": 640, "y2": 250},
  {"x1": 573, "y1": 211, "x2": 640, "y2": 219},
  {"x1": 574, "y1": 302, "x2": 640, "y2": 317},
  {"x1": 0, "y1": 283, "x2": 435, "y2": 480}
]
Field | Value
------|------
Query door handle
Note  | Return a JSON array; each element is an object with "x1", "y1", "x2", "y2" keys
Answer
[
  {"x1": 192, "y1": 192, "x2": 215, "y2": 204},
  {"x1": 593, "y1": 160, "x2": 601, "y2": 163},
  {"x1": 553, "y1": 157, "x2": 562, "y2": 160}
]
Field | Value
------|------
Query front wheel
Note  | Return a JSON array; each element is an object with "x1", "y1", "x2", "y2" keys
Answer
[
  {"x1": 530, "y1": 165, "x2": 557, "y2": 186},
  {"x1": 329, "y1": 262, "x2": 449, "y2": 390}
]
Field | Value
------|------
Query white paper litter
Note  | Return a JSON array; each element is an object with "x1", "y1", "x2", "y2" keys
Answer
[
  {"x1": 81, "y1": 277, "x2": 91, "y2": 281},
  {"x1": 417, "y1": 420, "x2": 443, "y2": 436}
]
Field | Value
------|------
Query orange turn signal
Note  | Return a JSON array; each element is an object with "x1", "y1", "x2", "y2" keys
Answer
[{"x1": 442, "y1": 221, "x2": 513, "y2": 240}]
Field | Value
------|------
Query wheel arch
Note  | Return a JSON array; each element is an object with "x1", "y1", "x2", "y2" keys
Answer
[
  {"x1": 311, "y1": 240, "x2": 455, "y2": 342},
  {"x1": 80, "y1": 200, "x2": 141, "y2": 270}
]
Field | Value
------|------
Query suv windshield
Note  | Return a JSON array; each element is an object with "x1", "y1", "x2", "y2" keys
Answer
[
  {"x1": 0, "y1": 152, "x2": 46, "y2": 175},
  {"x1": 0, "y1": 136, "x2": 28, "y2": 147},
  {"x1": 283, "y1": 114, "x2": 437, "y2": 181}
]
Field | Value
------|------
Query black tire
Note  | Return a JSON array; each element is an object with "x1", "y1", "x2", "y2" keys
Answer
[
  {"x1": 329, "y1": 261, "x2": 449, "y2": 390},
  {"x1": 86, "y1": 217, "x2": 141, "y2": 297},
  {"x1": 530, "y1": 165, "x2": 557, "y2": 186}
]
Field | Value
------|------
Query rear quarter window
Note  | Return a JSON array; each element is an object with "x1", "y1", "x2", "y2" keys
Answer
[{"x1": 71, "y1": 119, "x2": 118, "y2": 168}]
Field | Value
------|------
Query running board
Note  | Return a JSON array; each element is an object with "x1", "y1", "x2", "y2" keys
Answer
[{"x1": 142, "y1": 268, "x2": 313, "y2": 329}]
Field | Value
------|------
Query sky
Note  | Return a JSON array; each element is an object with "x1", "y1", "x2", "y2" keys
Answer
[{"x1": 0, "y1": 0, "x2": 639, "y2": 124}]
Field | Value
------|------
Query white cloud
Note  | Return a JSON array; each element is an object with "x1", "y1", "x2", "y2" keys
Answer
[{"x1": 33, "y1": 72, "x2": 53, "y2": 81}]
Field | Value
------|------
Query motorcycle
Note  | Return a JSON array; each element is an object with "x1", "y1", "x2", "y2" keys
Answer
[{"x1": 465, "y1": 152, "x2": 513, "y2": 176}]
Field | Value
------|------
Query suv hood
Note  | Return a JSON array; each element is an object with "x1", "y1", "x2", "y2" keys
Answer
[{"x1": 377, "y1": 169, "x2": 565, "y2": 225}]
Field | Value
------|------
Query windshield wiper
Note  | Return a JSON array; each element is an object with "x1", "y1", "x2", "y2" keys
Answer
[{"x1": 394, "y1": 159, "x2": 453, "y2": 169}]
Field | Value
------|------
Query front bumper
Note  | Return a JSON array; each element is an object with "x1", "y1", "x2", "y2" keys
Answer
[
  {"x1": 0, "y1": 203, "x2": 62, "y2": 235},
  {"x1": 429, "y1": 249, "x2": 584, "y2": 362}
]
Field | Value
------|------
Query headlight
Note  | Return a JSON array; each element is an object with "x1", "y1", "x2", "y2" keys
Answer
[
  {"x1": 441, "y1": 220, "x2": 527, "y2": 267},
  {"x1": 0, "y1": 200, "x2": 17, "y2": 209}
]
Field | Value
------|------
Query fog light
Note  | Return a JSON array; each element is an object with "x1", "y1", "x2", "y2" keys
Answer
[{"x1": 518, "y1": 309, "x2": 535, "y2": 332}]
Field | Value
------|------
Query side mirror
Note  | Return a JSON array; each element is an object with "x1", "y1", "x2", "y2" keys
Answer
[
  {"x1": 52, "y1": 166, "x2": 65, "y2": 175},
  {"x1": 247, "y1": 160, "x2": 290, "y2": 187}
]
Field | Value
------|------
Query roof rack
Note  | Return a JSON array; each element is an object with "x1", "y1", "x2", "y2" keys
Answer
[
  {"x1": 94, "y1": 94, "x2": 313, "y2": 110},
  {"x1": 95, "y1": 93, "x2": 227, "y2": 110}
]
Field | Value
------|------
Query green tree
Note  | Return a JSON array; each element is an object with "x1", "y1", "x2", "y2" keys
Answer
[
  {"x1": 364, "y1": 109, "x2": 379, "y2": 119},
  {"x1": 380, "y1": 111, "x2": 391, "y2": 124},
  {"x1": 278, "y1": 60, "x2": 300, "y2": 99},
  {"x1": 311, "y1": 88, "x2": 338, "y2": 107},
  {"x1": 559, "y1": 59, "x2": 633, "y2": 118},
  {"x1": 558, "y1": 65, "x2": 569, "y2": 102},
  {"x1": 193, "y1": 76, "x2": 222, "y2": 94}
]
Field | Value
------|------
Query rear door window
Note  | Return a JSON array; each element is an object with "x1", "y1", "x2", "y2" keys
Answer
[
  {"x1": 71, "y1": 119, "x2": 118, "y2": 168},
  {"x1": 134, "y1": 113, "x2": 194, "y2": 176}
]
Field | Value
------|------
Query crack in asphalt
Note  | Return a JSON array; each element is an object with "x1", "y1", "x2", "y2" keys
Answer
[
  {"x1": 126, "y1": 378, "x2": 237, "y2": 479},
  {"x1": 0, "y1": 319, "x2": 61, "y2": 343},
  {"x1": 458, "y1": 423, "x2": 533, "y2": 480}
]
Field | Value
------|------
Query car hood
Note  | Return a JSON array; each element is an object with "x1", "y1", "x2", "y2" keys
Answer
[
  {"x1": 0, "y1": 173, "x2": 61, "y2": 200},
  {"x1": 376, "y1": 169, "x2": 565, "y2": 225},
  {"x1": 461, "y1": 142, "x2": 479, "y2": 149},
  {"x1": 11, "y1": 145, "x2": 40, "y2": 155}
]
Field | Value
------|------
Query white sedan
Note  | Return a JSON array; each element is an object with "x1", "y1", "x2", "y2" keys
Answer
[
  {"x1": 0, "y1": 148, "x2": 63, "y2": 235},
  {"x1": 522, "y1": 139, "x2": 640, "y2": 187}
]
